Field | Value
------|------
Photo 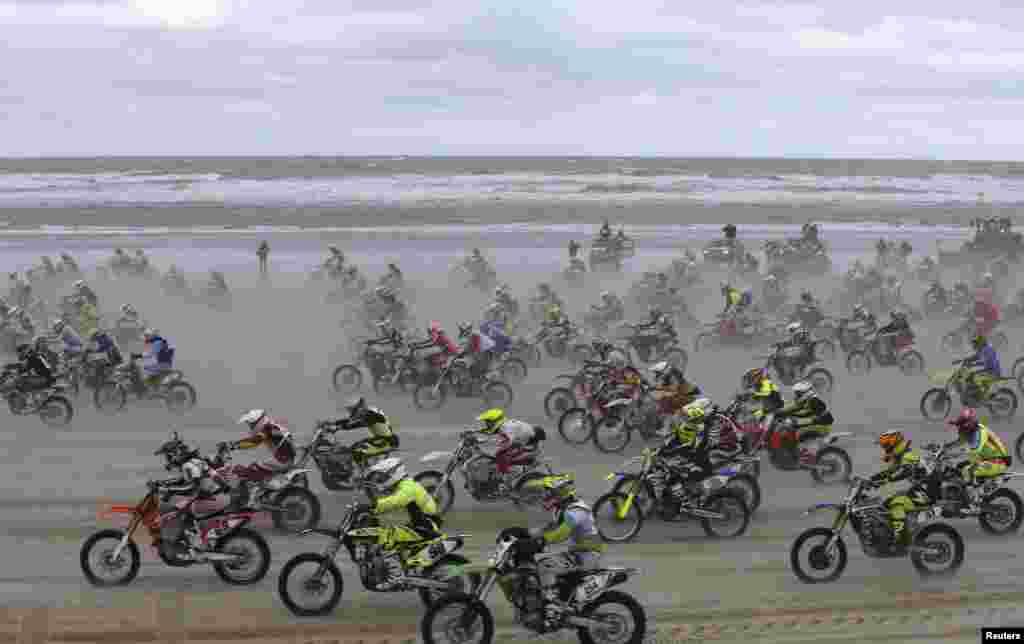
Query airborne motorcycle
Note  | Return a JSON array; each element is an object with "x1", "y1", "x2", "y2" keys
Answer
[
  {"x1": 415, "y1": 430, "x2": 551, "y2": 514},
  {"x1": 278, "y1": 502, "x2": 478, "y2": 616},
  {"x1": 419, "y1": 529, "x2": 646, "y2": 644}
]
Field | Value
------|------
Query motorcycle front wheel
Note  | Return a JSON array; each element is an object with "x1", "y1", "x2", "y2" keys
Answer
[
  {"x1": 278, "y1": 553, "x2": 344, "y2": 617},
  {"x1": 790, "y1": 527, "x2": 847, "y2": 584},
  {"x1": 39, "y1": 395, "x2": 73, "y2": 427},
  {"x1": 593, "y1": 492, "x2": 644, "y2": 543},
  {"x1": 93, "y1": 381, "x2": 127, "y2": 414},
  {"x1": 420, "y1": 594, "x2": 494, "y2": 644},
  {"x1": 163, "y1": 382, "x2": 197, "y2": 415},
  {"x1": 80, "y1": 529, "x2": 141, "y2": 587}
]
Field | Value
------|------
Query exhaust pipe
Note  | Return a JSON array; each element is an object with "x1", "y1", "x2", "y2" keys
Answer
[
  {"x1": 686, "y1": 508, "x2": 726, "y2": 520},
  {"x1": 406, "y1": 578, "x2": 456, "y2": 590},
  {"x1": 566, "y1": 616, "x2": 611, "y2": 629}
]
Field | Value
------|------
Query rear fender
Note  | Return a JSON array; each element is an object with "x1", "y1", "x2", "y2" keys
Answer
[
  {"x1": 422, "y1": 451, "x2": 454, "y2": 463},
  {"x1": 603, "y1": 398, "x2": 633, "y2": 409},
  {"x1": 823, "y1": 432, "x2": 852, "y2": 446}
]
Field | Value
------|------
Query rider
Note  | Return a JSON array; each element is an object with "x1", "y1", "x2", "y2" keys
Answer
[
  {"x1": 8, "y1": 343, "x2": 56, "y2": 393},
  {"x1": 876, "y1": 310, "x2": 912, "y2": 359},
  {"x1": 963, "y1": 334, "x2": 1002, "y2": 402},
  {"x1": 869, "y1": 430, "x2": 933, "y2": 550},
  {"x1": 973, "y1": 293, "x2": 1000, "y2": 338},
  {"x1": 792, "y1": 291, "x2": 824, "y2": 329},
  {"x1": 659, "y1": 398, "x2": 725, "y2": 495},
  {"x1": 649, "y1": 361, "x2": 702, "y2": 414},
  {"x1": 589, "y1": 291, "x2": 624, "y2": 328},
  {"x1": 50, "y1": 319, "x2": 83, "y2": 359},
  {"x1": 208, "y1": 270, "x2": 228, "y2": 294},
  {"x1": 494, "y1": 284, "x2": 520, "y2": 321},
  {"x1": 363, "y1": 456, "x2": 442, "y2": 541},
  {"x1": 461, "y1": 322, "x2": 497, "y2": 380},
  {"x1": 153, "y1": 436, "x2": 226, "y2": 552},
  {"x1": 381, "y1": 263, "x2": 404, "y2": 290},
  {"x1": 374, "y1": 287, "x2": 409, "y2": 329},
  {"x1": 774, "y1": 380, "x2": 834, "y2": 464},
  {"x1": 534, "y1": 283, "x2": 564, "y2": 315},
  {"x1": 520, "y1": 473, "x2": 604, "y2": 629},
  {"x1": 224, "y1": 409, "x2": 299, "y2": 509},
  {"x1": 948, "y1": 407, "x2": 1011, "y2": 488},
  {"x1": 73, "y1": 280, "x2": 99, "y2": 307},
  {"x1": 741, "y1": 366, "x2": 784, "y2": 428},
  {"x1": 85, "y1": 328, "x2": 123, "y2": 366},
  {"x1": 428, "y1": 320, "x2": 461, "y2": 369},
  {"x1": 320, "y1": 397, "x2": 400, "y2": 468},
  {"x1": 477, "y1": 408, "x2": 546, "y2": 485},
  {"x1": 599, "y1": 220, "x2": 612, "y2": 240},
  {"x1": 57, "y1": 252, "x2": 78, "y2": 273},
  {"x1": 141, "y1": 328, "x2": 174, "y2": 387},
  {"x1": 118, "y1": 304, "x2": 144, "y2": 328},
  {"x1": 480, "y1": 305, "x2": 513, "y2": 355},
  {"x1": 778, "y1": 322, "x2": 815, "y2": 364},
  {"x1": 721, "y1": 282, "x2": 755, "y2": 334}
]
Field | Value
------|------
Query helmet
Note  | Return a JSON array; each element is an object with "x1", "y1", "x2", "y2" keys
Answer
[
  {"x1": 15, "y1": 343, "x2": 30, "y2": 359},
  {"x1": 328, "y1": 245, "x2": 340, "y2": 254},
  {"x1": 649, "y1": 308, "x2": 663, "y2": 321},
  {"x1": 600, "y1": 291, "x2": 611, "y2": 300},
  {"x1": 538, "y1": 283, "x2": 550, "y2": 293},
  {"x1": 472, "y1": 248, "x2": 482, "y2": 255},
  {"x1": 32, "y1": 335, "x2": 47, "y2": 350},
  {"x1": 73, "y1": 280, "x2": 84, "y2": 289},
  {"x1": 477, "y1": 408, "x2": 505, "y2": 434},
  {"x1": 801, "y1": 290, "x2": 813, "y2": 303},
  {"x1": 237, "y1": 409, "x2": 269, "y2": 433},
  {"x1": 852, "y1": 305, "x2": 866, "y2": 319},
  {"x1": 429, "y1": 320, "x2": 442, "y2": 334},
  {"x1": 88, "y1": 328, "x2": 103, "y2": 341},
  {"x1": 949, "y1": 407, "x2": 980, "y2": 434},
  {"x1": 649, "y1": 361, "x2": 670, "y2": 376},
  {"x1": 721, "y1": 282, "x2": 731, "y2": 295},
  {"x1": 142, "y1": 328, "x2": 157, "y2": 340},
  {"x1": 792, "y1": 380, "x2": 816, "y2": 401},
  {"x1": 539, "y1": 473, "x2": 577, "y2": 512},
  {"x1": 890, "y1": 311, "x2": 905, "y2": 321},
  {"x1": 683, "y1": 397, "x2": 712, "y2": 420},
  {"x1": 878, "y1": 430, "x2": 910, "y2": 463},
  {"x1": 485, "y1": 303, "x2": 502, "y2": 319},
  {"x1": 154, "y1": 434, "x2": 196, "y2": 470},
  {"x1": 973, "y1": 335, "x2": 987, "y2": 350},
  {"x1": 120, "y1": 304, "x2": 134, "y2": 315},
  {"x1": 51, "y1": 319, "x2": 65, "y2": 334},
  {"x1": 364, "y1": 456, "x2": 407, "y2": 494},
  {"x1": 786, "y1": 322, "x2": 802, "y2": 335},
  {"x1": 742, "y1": 367, "x2": 767, "y2": 389}
]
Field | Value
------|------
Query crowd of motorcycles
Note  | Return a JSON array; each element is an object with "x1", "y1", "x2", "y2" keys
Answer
[{"x1": 8, "y1": 232, "x2": 1023, "y2": 644}]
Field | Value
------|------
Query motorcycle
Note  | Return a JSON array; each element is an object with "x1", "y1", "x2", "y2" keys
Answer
[
  {"x1": 760, "y1": 347, "x2": 835, "y2": 392},
  {"x1": 278, "y1": 502, "x2": 478, "y2": 616},
  {"x1": 415, "y1": 430, "x2": 552, "y2": 514},
  {"x1": 331, "y1": 325, "x2": 406, "y2": 394},
  {"x1": 922, "y1": 442, "x2": 1024, "y2": 536},
  {"x1": 93, "y1": 353, "x2": 197, "y2": 415},
  {"x1": 590, "y1": 383, "x2": 665, "y2": 454},
  {"x1": 207, "y1": 443, "x2": 321, "y2": 533},
  {"x1": 0, "y1": 366, "x2": 74, "y2": 427},
  {"x1": 593, "y1": 446, "x2": 751, "y2": 542},
  {"x1": 419, "y1": 529, "x2": 645, "y2": 644},
  {"x1": 83, "y1": 480, "x2": 271, "y2": 586},
  {"x1": 790, "y1": 475, "x2": 965, "y2": 583},
  {"x1": 614, "y1": 319, "x2": 688, "y2": 371},
  {"x1": 412, "y1": 355, "x2": 513, "y2": 411},
  {"x1": 557, "y1": 375, "x2": 643, "y2": 445},
  {"x1": 744, "y1": 415, "x2": 852, "y2": 485},
  {"x1": 919, "y1": 360, "x2": 1018, "y2": 421},
  {"x1": 542, "y1": 360, "x2": 620, "y2": 421},
  {"x1": 845, "y1": 330, "x2": 925, "y2": 376}
]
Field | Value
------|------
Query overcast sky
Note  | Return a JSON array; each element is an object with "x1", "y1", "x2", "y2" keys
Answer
[{"x1": 1, "y1": 1, "x2": 1023, "y2": 158}]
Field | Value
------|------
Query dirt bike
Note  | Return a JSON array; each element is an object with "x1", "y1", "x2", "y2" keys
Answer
[
  {"x1": 790, "y1": 475, "x2": 965, "y2": 583},
  {"x1": 693, "y1": 314, "x2": 763, "y2": 352},
  {"x1": 742, "y1": 414, "x2": 852, "y2": 485},
  {"x1": 278, "y1": 502, "x2": 478, "y2": 616},
  {"x1": 82, "y1": 480, "x2": 271, "y2": 586},
  {"x1": 420, "y1": 530, "x2": 645, "y2": 644},
  {"x1": 921, "y1": 441, "x2": 1024, "y2": 536},
  {"x1": 834, "y1": 316, "x2": 878, "y2": 354},
  {"x1": 919, "y1": 360, "x2": 1018, "y2": 421},
  {"x1": 0, "y1": 366, "x2": 74, "y2": 427},
  {"x1": 593, "y1": 445, "x2": 751, "y2": 542},
  {"x1": 844, "y1": 328, "x2": 926, "y2": 376},
  {"x1": 93, "y1": 353, "x2": 197, "y2": 415},
  {"x1": 533, "y1": 322, "x2": 585, "y2": 362},
  {"x1": 412, "y1": 355, "x2": 513, "y2": 411},
  {"x1": 590, "y1": 383, "x2": 665, "y2": 454},
  {"x1": 759, "y1": 347, "x2": 835, "y2": 392},
  {"x1": 941, "y1": 321, "x2": 1008, "y2": 354},
  {"x1": 614, "y1": 320, "x2": 688, "y2": 371},
  {"x1": 207, "y1": 443, "x2": 321, "y2": 533},
  {"x1": 331, "y1": 325, "x2": 408, "y2": 394},
  {"x1": 415, "y1": 430, "x2": 552, "y2": 514},
  {"x1": 543, "y1": 359, "x2": 621, "y2": 421},
  {"x1": 557, "y1": 376, "x2": 643, "y2": 445}
]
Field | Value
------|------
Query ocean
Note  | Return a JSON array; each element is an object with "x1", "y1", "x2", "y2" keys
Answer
[{"x1": 0, "y1": 156, "x2": 1010, "y2": 276}]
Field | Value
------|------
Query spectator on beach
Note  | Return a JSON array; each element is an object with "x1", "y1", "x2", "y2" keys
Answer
[{"x1": 257, "y1": 241, "x2": 269, "y2": 276}]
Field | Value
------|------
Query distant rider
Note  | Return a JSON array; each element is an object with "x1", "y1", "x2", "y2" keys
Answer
[
  {"x1": 774, "y1": 380, "x2": 834, "y2": 465},
  {"x1": 86, "y1": 328, "x2": 123, "y2": 366},
  {"x1": 141, "y1": 328, "x2": 175, "y2": 387},
  {"x1": 876, "y1": 311, "x2": 912, "y2": 359},
  {"x1": 948, "y1": 407, "x2": 1011, "y2": 488},
  {"x1": 741, "y1": 366, "x2": 784, "y2": 428},
  {"x1": 962, "y1": 335, "x2": 1001, "y2": 400},
  {"x1": 319, "y1": 397, "x2": 400, "y2": 467},
  {"x1": 224, "y1": 409, "x2": 299, "y2": 509},
  {"x1": 7, "y1": 342, "x2": 56, "y2": 393},
  {"x1": 50, "y1": 319, "x2": 83, "y2": 359}
]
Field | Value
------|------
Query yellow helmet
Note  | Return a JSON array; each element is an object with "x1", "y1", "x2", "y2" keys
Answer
[
  {"x1": 539, "y1": 473, "x2": 577, "y2": 511},
  {"x1": 477, "y1": 408, "x2": 505, "y2": 433},
  {"x1": 672, "y1": 421, "x2": 699, "y2": 446},
  {"x1": 683, "y1": 397, "x2": 711, "y2": 420}
]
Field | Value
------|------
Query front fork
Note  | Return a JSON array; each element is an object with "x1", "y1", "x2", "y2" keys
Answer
[
  {"x1": 615, "y1": 478, "x2": 642, "y2": 520},
  {"x1": 112, "y1": 514, "x2": 141, "y2": 560},
  {"x1": 825, "y1": 511, "x2": 849, "y2": 555}
]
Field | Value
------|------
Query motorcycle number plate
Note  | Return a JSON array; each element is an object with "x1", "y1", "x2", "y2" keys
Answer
[{"x1": 575, "y1": 572, "x2": 609, "y2": 603}]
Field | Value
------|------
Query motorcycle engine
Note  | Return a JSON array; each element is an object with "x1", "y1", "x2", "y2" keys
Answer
[
  {"x1": 506, "y1": 571, "x2": 545, "y2": 630},
  {"x1": 466, "y1": 458, "x2": 499, "y2": 497},
  {"x1": 856, "y1": 509, "x2": 892, "y2": 551},
  {"x1": 360, "y1": 551, "x2": 403, "y2": 591}
]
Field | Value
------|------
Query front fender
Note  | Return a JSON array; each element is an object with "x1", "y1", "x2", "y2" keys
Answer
[
  {"x1": 823, "y1": 432, "x2": 853, "y2": 445},
  {"x1": 282, "y1": 469, "x2": 313, "y2": 483},
  {"x1": 804, "y1": 502, "x2": 843, "y2": 516},
  {"x1": 422, "y1": 451, "x2": 454, "y2": 463}
]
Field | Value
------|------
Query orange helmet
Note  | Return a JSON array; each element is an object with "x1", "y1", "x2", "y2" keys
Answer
[
  {"x1": 742, "y1": 367, "x2": 767, "y2": 390},
  {"x1": 878, "y1": 430, "x2": 910, "y2": 463}
]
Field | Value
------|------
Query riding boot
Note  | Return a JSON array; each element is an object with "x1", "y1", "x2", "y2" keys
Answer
[{"x1": 890, "y1": 520, "x2": 911, "y2": 553}]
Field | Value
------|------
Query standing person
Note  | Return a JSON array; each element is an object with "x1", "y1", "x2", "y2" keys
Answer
[{"x1": 257, "y1": 240, "x2": 270, "y2": 276}]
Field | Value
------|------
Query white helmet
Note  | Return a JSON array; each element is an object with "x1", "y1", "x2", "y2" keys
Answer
[
  {"x1": 793, "y1": 380, "x2": 816, "y2": 400},
  {"x1": 364, "y1": 456, "x2": 407, "y2": 493},
  {"x1": 51, "y1": 319, "x2": 65, "y2": 334},
  {"x1": 121, "y1": 304, "x2": 134, "y2": 315},
  {"x1": 237, "y1": 409, "x2": 266, "y2": 427},
  {"x1": 73, "y1": 280, "x2": 85, "y2": 289},
  {"x1": 786, "y1": 322, "x2": 802, "y2": 335},
  {"x1": 600, "y1": 291, "x2": 611, "y2": 300}
]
